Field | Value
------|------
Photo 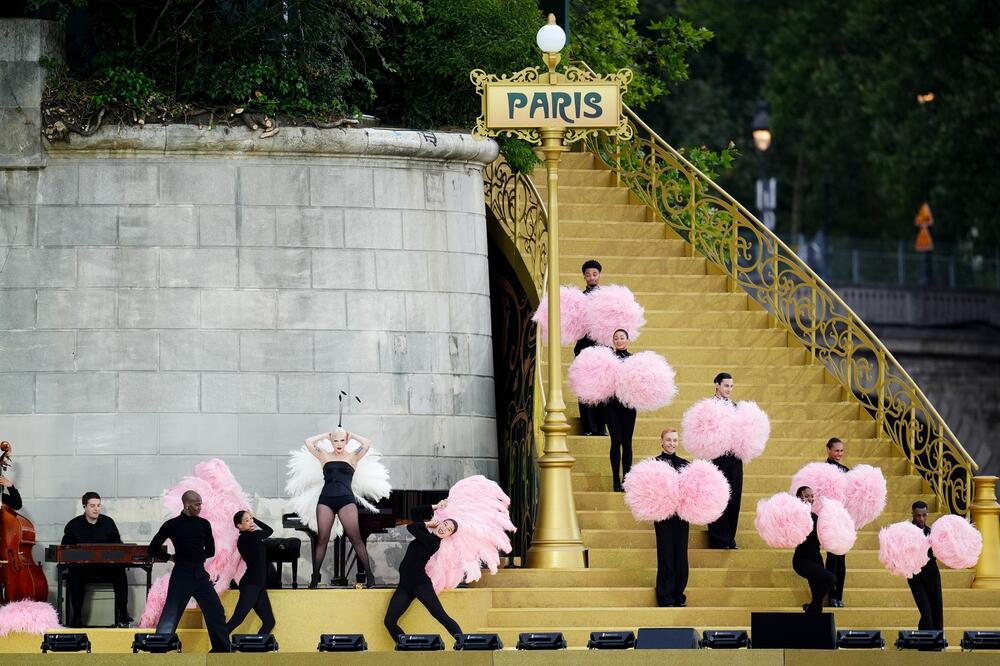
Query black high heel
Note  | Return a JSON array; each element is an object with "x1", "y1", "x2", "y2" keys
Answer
[{"x1": 309, "y1": 573, "x2": 322, "y2": 589}]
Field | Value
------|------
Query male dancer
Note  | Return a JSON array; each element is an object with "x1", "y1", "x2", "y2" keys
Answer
[
  {"x1": 383, "y1": 500, "x2": 462, "y2": 643},
  {"x1": 793, "y1": 486, "x2": 837, "y2": 613},
  {"x1": 148, "y1": 491, "x2": 231, "y2": 652},
  {"x1": 707, "y1": 373, "x2": 742, "y2": 549},
  {"x1": 654, "y1": 428, "x2": 689, "y2": 607},
  {"x1": 908, "y1": 501, "x2": 944, "y2": 630},
  {"x1": 574, "y1": 259, "x2": 606, "y2": 436},
  {"x1": 62, "y1": 492, "x2": 131, "y2": 627},
  {"x1": 824, "y1": 437, "x2": 849, "y2": 607}
]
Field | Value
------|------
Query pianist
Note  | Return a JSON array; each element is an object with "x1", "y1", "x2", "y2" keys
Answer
[{"x1": 61, "y1": 492, "x2": 131, "y2": 627}]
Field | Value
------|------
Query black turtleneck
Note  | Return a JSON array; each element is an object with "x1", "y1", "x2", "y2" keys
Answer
[
  {"x1": 656, "y1": 451, "x2": 689, "y2": 471},
  {"x1": 237, "y1": 518, "x2": 274, "y2": 586},
  {"x1": 399, "y1": 506, "x2": 441, "y2": 588},
  {"x1": 583, "y1": 284, "x2": 599, "y2": 294},
  {"x1": 914, "y1": 522, "x2": 936, "y2": 566},
  {"x1": 614, "y1": 348, "x2": 631, "y2": 359},
  {"x1": 826, "y1": 458, "x2": 849, "y2": 473},
  {"x1": 793, "y1": 513, "x2": 822, "y2": 563},
  {"x1": 148, "y1": 512, "x2": 216, "y2": 564}
]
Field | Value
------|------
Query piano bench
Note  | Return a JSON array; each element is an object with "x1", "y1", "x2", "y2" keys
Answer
[{"x1": 264, "y1": 537, "x2": 302, "y2": 590}]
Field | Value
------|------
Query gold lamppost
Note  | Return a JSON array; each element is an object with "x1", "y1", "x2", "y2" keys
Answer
[
  {"x1": 971, "y1": 476, "x2": 1000, "y2": 589},
  {"x1": 472, "y1": 15, "x2": 632, "y2": 568}
]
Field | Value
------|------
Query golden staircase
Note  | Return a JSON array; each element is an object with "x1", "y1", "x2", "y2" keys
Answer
[{"x1": 470, "y1": 149, "x2": 1000, "y2": 647}]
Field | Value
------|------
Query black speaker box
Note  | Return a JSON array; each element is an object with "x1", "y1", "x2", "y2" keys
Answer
[
  {"x1": 635, "y1": 627, "x2": 700, "y2": 649},
  {"x1": 751, "y1": 612, "x2": 836, "y2": 649}
]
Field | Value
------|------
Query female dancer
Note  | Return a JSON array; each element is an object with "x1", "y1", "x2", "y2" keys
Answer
[
  {"x1": 606, "y1": 329, "x2": 636, "y2": 492},
  {"x1": 792, "y1": 486, "x2": 837, "y2": 613},
  {"x1": 305, "y1": 428, "x2": 373, "y2": 588},
  {"x1": 383, "y1": 500, "x2": 463, "y2": 643},
  {"x1": 226, "y1": 510, "x2": 275, "y2": 635}
]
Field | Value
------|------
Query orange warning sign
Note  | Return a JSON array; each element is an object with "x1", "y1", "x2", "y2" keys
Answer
[{"x1": 914, "y1": 202, "x2": 934, "y2": 252}]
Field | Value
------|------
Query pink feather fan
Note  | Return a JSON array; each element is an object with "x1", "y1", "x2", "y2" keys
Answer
[
  {"x1": 568, "y1": 345, "x2": 619, "y2": 405},
  {"x1": 842, "y1": 464, "x2": 887, "y2": 528},
  {"x1": 623, "y1": 459, "x2": 680, "y2": 522},
  {"x1": 729, "y1": 400, "x2": 770, "y2": 463},
  {"x1": 139, "y1": 459, "x2": 250, "y2": 628},
  {"x1": 616, "y1": 351, "x2": 677, "y2": 412},
  {"x1": 532, "y1": 286, "x2": 590, "y2": 346},
  {"x1": 676, "y1": 460, "x2": 731, "y2": 525},
  {"x1": 0, "y1": 600, "x2": 61, "y2": 636},
  {"x1": 680, "y1": 398, "x2": 735, "y2": 460},
  {"x1": 815, "y1": 497, "x2": 857, "y2": 555},
  {"x1": 928, "y1": 514, "x2": 983, "y2": 569},
  {"x1": 426, "y1": 476, "x2": 516, "y2": 592},
  {"x1": 754, "y1": 492, "x2": 813, "y2": 548},
  {"x1": 790, "y1": 462, "x2": 847, "y2": 504},
  {"x1": 585, "y1": 284, "x2": 646, "y2": 346},
  {"x1": 878, "y1": 521, "x2": 931, "y2": 578}
]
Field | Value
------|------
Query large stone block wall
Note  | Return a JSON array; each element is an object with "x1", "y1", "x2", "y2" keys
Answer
[{"x1": 0, "y1": 120, "x2": 500, "y2": 604}]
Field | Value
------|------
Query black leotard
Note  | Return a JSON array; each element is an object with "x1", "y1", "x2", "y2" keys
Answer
[{"x1": 319, "y1": 461, "x2": 356, "y2": 511}]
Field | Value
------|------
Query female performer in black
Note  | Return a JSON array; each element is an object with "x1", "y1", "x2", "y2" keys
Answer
[
  {"x1": 383, "y1": 500, "x2": 462, "y2": 643},
  {"x1": 654, "y1": 428, "x2": 689, "y2": 607},
  {"x1": 606, "y1": 329, "x2": 636, "y2": 492},
  {"x1": 226, "y1": 510, "x2": 275, "y2": 636},
  {"x1": 305, "y1": 428, "x2": 373, "y2": 588},
  {"x1": 792, "y1": 486, "x2": 837, "y2": 613}
]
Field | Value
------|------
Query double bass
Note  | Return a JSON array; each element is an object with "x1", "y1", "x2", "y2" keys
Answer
[{"x1": 0, "y1": 440, "x2": 48, "y2": 602}]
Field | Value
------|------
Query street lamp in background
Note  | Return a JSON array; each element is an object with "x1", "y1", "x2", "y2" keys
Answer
[{"x1": 752, "y1": 101, "x2": 776, "y2": 231}]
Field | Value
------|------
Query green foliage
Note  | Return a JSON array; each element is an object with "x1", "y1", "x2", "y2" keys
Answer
[
  {"x1": 91, "y1": 66, "x2": 159, "y2": 113},
  {"x1": 498, "y1": 137, "x2": 542, "y2": 174}
]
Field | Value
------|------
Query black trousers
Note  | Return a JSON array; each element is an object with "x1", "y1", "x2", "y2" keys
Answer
[
  {"x1": 383, "y1": 583, "x2": 462, "y2": 642},
  {"x1": 605, "y1": 398, "x2": 636, "y2": 488},
  {"x1": 707, "y1": 454, "x2": 743, "y2": 548},
  {"x1": 825, "y1": 553, "x2": 846, "y2": 602},
  {"x1": 907, "y1": 563, "x2": 944, "y2": 630},
  {"x1": 66, "y1": 565, "x2": 129, "y2": 626},
  {"x1": 654, "y1": 518, "x2": 689, "y2": 607},
  {"x1": 226, "y1": 583, "x2": 275, "y2": 635},
  {"x1": 156, "y1": 562, "x2": 231, "y2": 653},
  {"x1": 793, "y1": 557, "x2": 836, "y2": 613},
  {"x1": 574, "y1": 338, "x2": 606, "y2": 435}
]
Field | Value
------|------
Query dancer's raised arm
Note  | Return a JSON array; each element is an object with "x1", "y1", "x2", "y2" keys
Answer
[
  {"x1": 347, "y1": 431, "x2": 372, "y2": 462},
  {"x1": 304, "y1": 432, "x2": 331, "y2": 459}
]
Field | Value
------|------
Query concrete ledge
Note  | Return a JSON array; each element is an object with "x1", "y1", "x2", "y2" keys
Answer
[{"x1": 46, "y1": 125, "x2": 499, "y2": 164}]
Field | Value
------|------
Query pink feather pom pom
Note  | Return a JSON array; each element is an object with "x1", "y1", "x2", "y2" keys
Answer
[
  {"x1": 730, "y1": 400, "x2": 770, "y2": 463},
  {"x1": 676, "y1": 460, "x2": 731, "y2": 525},
  {"x1": 138, "y1": 573, "x2": 171, "y2": 628},
  {"x1": 585, "y1": 284, "x2": 646, "y2": 346},
  {"x1": 928, "y1": 514, "x2": 983, "y2": 569},
  {"x1": 532, "y1": 286, "x2": 590, "y2": 346},
  {"x1": 622, "y1": 459, "x2": 680, "y2": 522},
  {"x1": 816, "y1": 498, "x2": 857, "y2": 555},
  {"x1": 680, "y1": 398, "x2": 735, "y2": 460},
  {"x1": 568, "y1": 345, "x2": 619, "y2": 405},
  {"x1": 754, "y1": 492, "x2": 813, "y2": 548},
  {"x1": 790, "y1": 462, "x2": 847, "y2": 504},
  {"x1": 0, "y1": 601, "x2": 61, "y2": 636},
  {"x1": 879, "y1": 521, "x2": 931, "y2": 577},
  {"x1": 615, "y1": 351, "x2": 677, "y2": 412},
  {"x1": 843, "y1": 464, "x2": 887, "y2": 528}
]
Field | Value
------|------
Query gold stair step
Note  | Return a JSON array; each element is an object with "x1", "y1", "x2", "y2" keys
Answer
[
  {"x1": 595, "y1": 420, "x2": 877, "y2": 439},
  {"x1": 581, "y1": 528, "x2": 906, "y2": 549},
  {"x1": 574, "y1": 492, "x2": 921, "y2": 514},
  {"x1": 571, "y1": 470, "x2": 922, "y2": 493},
  {"x1": 575, "y1": 509, "x2": 920, "y2": 531},
  {"x1": 561, "y1": 254, "x2": 709, "y2": 275},
  {"x1": 553, "y1": 328, "x2": 791, "y2": 347},
  {"x1": 536, "y1": 153, "x2": 596, "y2": 170},
  {"x1": 553, "y1": 365, "x2": 830, "y2": 385},
  {"x1": 587, "y1": 548, "x2": 919, "y2": 570},
  {"x1": 539, "y1": 185, "x2": 631, "y2": 204},
  {"x1": 557, "y1": 346, "x2": 806, "y2": 366},
  {"x1": 553, "y1": 169, "x2": 614, "y2": 186},
  {"x1": 562, "y1": 205, "x2": 651, "y2": 223},
  {"x1": 564, "y1": 401, "x2": 857, "y2": 422},
  {"x1": 562, "y1": 237, "x2": 687, "y2": 256},
  {"x1": 566, "y1": 434, "x2": 884, "y2": 457},
  {"x1": 558, "y1": 273, "x2": 730, "y2": 292}
]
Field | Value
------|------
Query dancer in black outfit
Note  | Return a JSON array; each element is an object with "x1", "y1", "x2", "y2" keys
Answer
[
  {"x1": 62, "y1": 492, "x2": 131, "y2": 627},
  {"x1": 226, "y1": 510, "x2": 276, "y2": 636},
  {"x1": 707, "y1": 372, "x2": 742, "y2": 548},
  {"x1": 824, "y1": 437, "x2": 849, "y2": 607},
  {"x1": 305, "y1": 428, "x2": 374, "y2": 588},
  {"x1": 149, "y1": 491, "x2": 231, "y2": 653},
  {"x1": 654, "y1": 428, "x2": 690, "y2": 607},
  {"x1": 605, "y1": 329, "x2": 636, "y2": 492},
  {"x1": 574, "y1": 259, "x2": 606, "y2": 436},
  {"x1": 907, "y1": 501, "x2": 944, "y2": 630},
  {"x1": 791, "y1": 486, "x2": 837, "y2": 613},
  {"x1": 383, "y1": 501, "x2": 462, "y2": 642}
]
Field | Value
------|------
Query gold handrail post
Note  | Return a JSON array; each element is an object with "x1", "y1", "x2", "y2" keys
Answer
[{"x1": 971, "y1": 476, "x2": 1000, "y2": 589}]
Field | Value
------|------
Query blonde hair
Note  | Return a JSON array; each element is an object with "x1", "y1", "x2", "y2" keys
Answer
[
  {"x1": 331, "y1": 427, "x2": 347, "y2": 439},
  {"x1": 660, "y1": 427, "x2": 678, "y2": 439}
]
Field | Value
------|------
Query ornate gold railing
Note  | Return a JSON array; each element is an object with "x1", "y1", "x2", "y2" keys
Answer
[{"x1": 582, "y1": 76, "x2": 978, "y2": 515}]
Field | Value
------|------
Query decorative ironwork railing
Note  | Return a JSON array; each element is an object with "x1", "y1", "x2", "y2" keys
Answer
[{"x1": 582, "y1": 74, "x2": 977, "y2": 514}]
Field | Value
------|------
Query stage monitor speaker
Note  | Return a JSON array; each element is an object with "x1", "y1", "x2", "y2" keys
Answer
[
  {"x1": 40, "y1": 633, "x2": 91, "y2": 653},
  {"x1": 395, "y1": 634, "x2": 444, "y2": 651},
  {"x1": 750, "y1": 612, "x2": 836, "y2": 649},
  {"x1": 454, "y1": 633, "x2": 503, "y2": 650},
  {"x1": 587, "y1": 631, "x2": 635, "y2": 649},
  {"x1": 317, "y1": 634, "x2": 367, "y2": 652},
  {"x1": 635, "y1": 627, "x2": 699, "y2": 649},
  {"x1": 701, "y1": 630, "x2": 750, "y2": 649},
  {"x1": 232, "y1": 633, "x2": 279, "y2": 652},
  {"x1": 516, "y1": 632, "x2": 567, "y2": 650},
  {"x1": 837, "y1": 629, "x2": 884, "y2": 649},
  {"x1": 131, "y1": 633, "x2": 181, "y2": 653},
  {"x1": 961, "y1": 630, "x2": 1000, "y2": 650},
  {"x1": 895, "y1": 630, "x2": 947, "y2": 651}
]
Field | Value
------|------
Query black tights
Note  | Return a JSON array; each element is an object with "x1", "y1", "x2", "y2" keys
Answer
[
  {"x1": 383, "y1": 583, "x2": 462, "y2": 642},
  {"x1": 793, "y1": 557, "x2": 836, "y2": 613},
  {"x1": 606, "y1": 399, "x2": 636, "y2": 488},
  {"x1": 313, "y1": 503, "x2": 372, "y2": 579},
  {"x1": 226, "y1": 584, "x2": 275, "y2": 635}
]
